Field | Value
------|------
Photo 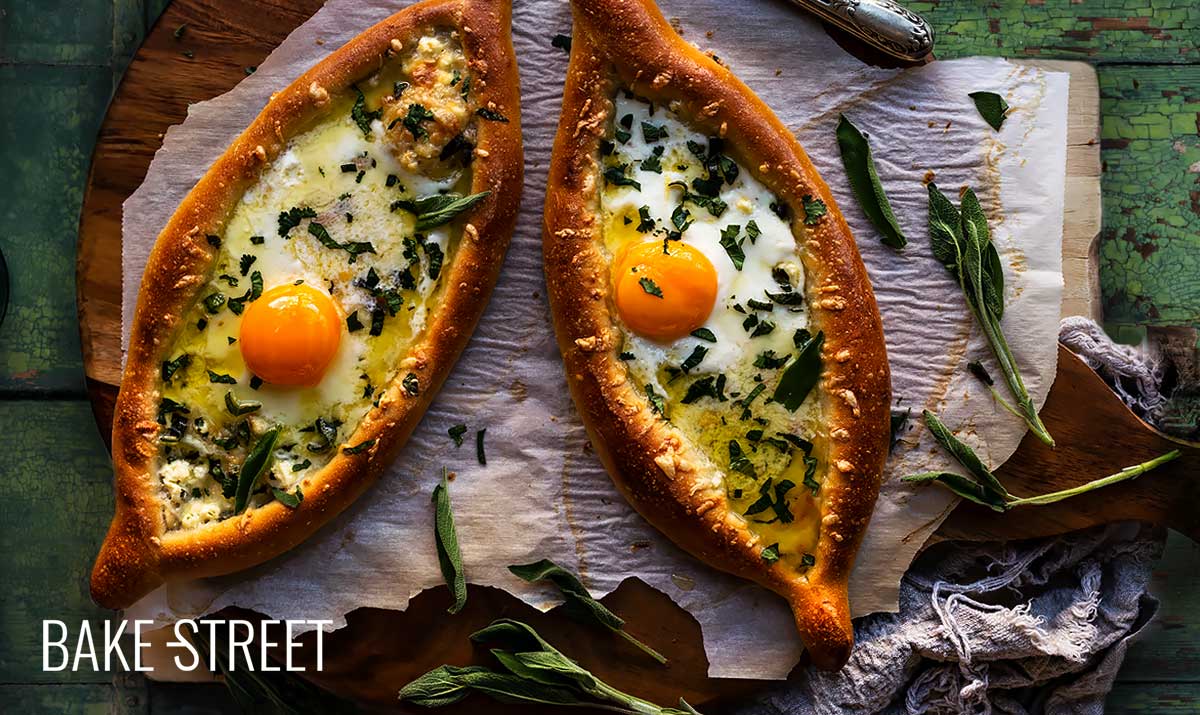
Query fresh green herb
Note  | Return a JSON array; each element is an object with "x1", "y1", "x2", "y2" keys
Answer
[
  {"x1": 644, "y1": 384, "x2": 666, "y2": 416},
  {"x1": 307, "y1": 221, "x2": 376, "y2": 263},
  {"x1": 432, "y1": 470, "x2": 468, "y2": 614},
  {"x1": 636, "y1": 206, "x2": 656, "y2": 232},
  {"x1": 399, "y1": 619, "x2": 702, "y2": 713},
  {"x1": 449, "y1": 424, "x2": 468, "y2": 447},
  {"x1": 639, "y1": 277, "x2": 663, "y2": 298},
  {"x1": 836, "y1": 115, "x2": 906, "y2": 249},
  {"x1": 250, "y1": 235, "x2": 265, "y2": 245},
  {"x1": 743, "y1": 477, "x2": 795, "y2": 524},
  {"x1": 890, "y1": 407, "x2": 910, "y2": 451},
  {"x1": 749, "y1": 319, "x2": 776, "y2": 338},
  {"x1": 343, "y1": 439, "x2": 375, "y2": 455},
  {"x1": 475, "y1": 107, "x2": 509, "y2": 122},
  {"x1": 205, "y1": 234, "x2": 221, "y2": 248},
  {"x1": 681, "y1": 376, "x2": 722, "y2": 404},
  {"x1": 642, "y1": 122, "x2": 668, "y2": 143},
  {"x1": 905, "y1": 415, "x2": 1181, "y2": 512},
  {"x1": 801, "y1": 455, "x2": 820, "y2": 495},
  {"x1": 277, "y1": 205, "x2": 317, "y2": 237},
  {"x1": 346, "y1": 311, "x2": 364, "y2": 332},
  {"x1": 801, "y1": 195, "x2": 827, "y2": 226},
  {"x1": 969, "y1": 91, "x2": 1009, "y2": 131},
  {"x1": 690, "y1": 328, "x2": 716, "y2": 342},
  {"x1": 225, "y1": 391, "x2": 262, "y2": 417},
  {"x1": 508, "y1": 559, "x2": 667, "y2": 664},
  {"x1": 392, "y1": 192, "x2": 490, "y2": 230},
  {"x1": 350, "y1": 85, "x2": 381, "y2": 136},
  {"x1": 161, "y1": 354, "x2": 191, "y2": 383},
  {"x1": 745, "y1": 220, "x2": 761, "y2": 243},
  {"x1": 234, "y1": 427, "x2": 279, "y2": 514},
  {"x1": 640, "y1": 146, "x2": 665, "y2": 173},
  {"x1": 551, "y1": 34, "x2": 572, "y2": 52},
  {"x1": 203, "y1": 292, "x2": 226, "y2": 314},
  {"x1": 249, "y1": 376, "x2": 263, "y2": 390},
  {"x1": 765, "y1": 290, "x2": 804, "y2": 307},
  {"x1": 927, "y1": 183, "x2": 1053, "y2": 445},
  {"x1": 402, "y1": 103, "x2": 436, "y2": 138},
  {"x1": 967, "y1": 360, "x2": 994, "y2": 386},
  {"x1": 671, "y1": 204, "x2": 693, "y2": 233},
  {"x1": 679, "y1": 345, "x2": 707, "y2": 374},
  {"x1": 476, "y1": 429, "x2": 487, "y2": 465},
  {"x1": 271, "y1": 487, "x2": 303, "y2": 509},
  {"x1": 753, "y1": 350, "x2": 789, "y2": 369},
  {"x1": 728, "y1": 441, "x2": 756, "y2": 477},
  {"x1": 402, "y1": 373, "x2": 420, "y2": 396},
  {"x1": 746, "y1": 298, "x2": 773, "y2": 312},
  {"x1": 773, "y1": 330, "x2": 824, "y2": 412},
  {"x1": 207, "y1": 370, "x2": 236, "y2": 385},
  {"x1": 618, "y1": 351, "x2": 636, "y2": 361},
  {"x1": 801, "y1": 553, "x2": 817, "y2": 568},
  {"x1": 603, "y1": 165, "x2": 641, "y2": 190},
  {"x1": 292, "y1": 459, "x2": 311, "y2": 472},
  {"x1": 239, "y1": 254, "x2": 257, "y2": 276},
  {"x1": 719, "y1": 224, "x2": 744, "y2": 270},
  {"x1": 760, "y1": 543, "x2": 781, "y2": 564}
]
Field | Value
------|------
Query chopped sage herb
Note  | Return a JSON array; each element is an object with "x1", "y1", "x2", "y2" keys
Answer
[
  {"x1": 402, "y1": 373, "x2": 420, "y2": 396},
  {"x1": 203, "y1": 293, "x2": 226, "y2": 314},
  {"x1": 225, "y1": 391, "x2": 261, "y2": 417},
  {"x1": 249, "y1": 235, "x2": 265, "y2": 245},
  {"x1": 291, "y1": 459, "x2": 312, "y2": 472},
  {"x1": 277, "y1": 205, "x2": 317, "y2": 237},
  {"x1": 350, "y1": 85, "x2": 382, "y2": 137},
  {"x1": 551, "y1": 33, "x2": 572, "y2": 52},
  {"x1": 307, "y1": 221, "x2": 376, "y2": 263},
  {"x1": 207, "y1": 370, "x2": 236, "y2": 385},
  {"x1": 618, "y1": 351, "x2": 636, "y2": 361},
  {"x1": 773, "y1": 330, "x2": 824, "y2": 412},
  {"x1": 161, "y1": 354, "x2": 191, "y2": 383},
  {"x1": 719, "y1": 225, "x2": 744, "y2": 270},
  {"x1": 801, "y1": 195, "x2": 827, "y2": 226},
  {"x1": 638, "y1": 276, "x2": 663, "y2": 298},
  {"x1": 644, "y1": 384, "x2": 666, "y2": 416},
  {"x1": 346, "y1": 311, "x2": 364, "y2": 332},
  {"x1": 476, "y1": 429, "x2": 487, "y2": 465},
  {"x1": 239, "y1": 254, "x2": 257, "y2": 276},
  {"x1": 475, "y1": 107, "x2": 509, "y2": 122},
  {"x1": 690, "y1": 327, "x2": 717, "y2": 342},
  {"x1": 448, "y1": 424, "x2": 468, "y2": 447},
  {"x1": 343, "y1": 439, "x2": 376, "y2": 455},
  {"x1": 636, "y1": 206, "x2": 656, "y2": 233},
  {"x1": 760, "y1": 543, "x2": 781, "y2": 564},
  {"x1": 603, "y1": 165, "x2": 641, "y2": 190},
  {"x1": 272, "y1": 487, "x2": 303, "y2": 509},
  {"x1": 679, "y1": 345, "x2": 707, "y2": 374},
  {"x1": 401, "y1": 103, "x2": 436, "y2": 138}
]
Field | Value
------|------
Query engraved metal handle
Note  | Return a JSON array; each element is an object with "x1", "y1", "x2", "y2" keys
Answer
[{"x1": 789, "y1": 0, "x2": 934, "y2": 62}]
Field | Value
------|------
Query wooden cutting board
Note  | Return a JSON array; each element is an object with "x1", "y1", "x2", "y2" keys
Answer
[{"x1": 74, "y1": 0, "x2": 1199, "y2": 708}]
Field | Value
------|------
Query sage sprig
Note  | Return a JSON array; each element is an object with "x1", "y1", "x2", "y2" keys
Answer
[
  {"x1": 927, "y1": 183, "x2": 1055, "y2": 446},
  {"x1": 399, "y1": 619, "x2": 702, "y2": 714},
  {"x1": 432, "y1": 470, "x2": 468, "y2": 614},
  {"x1": 836, "y1": 115, "x2": 906, "y2": 249},
  {"x1": 509, "y1": 559, "x2": 668, "y2": 664},
  {"x1": 905, "y1": 410, "x2": 1180, "y2": 511},
  {"x1": 393, "y1": 191, "x2": 490, "y2": 231},
  {"x1": 969, "y1": 91, "x2": 1009, "y2": 131}
]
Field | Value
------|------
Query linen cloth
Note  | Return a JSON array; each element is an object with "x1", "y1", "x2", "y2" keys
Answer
[{"x1": 733, "y1": 320, "x2": 1180, "y2": 715}]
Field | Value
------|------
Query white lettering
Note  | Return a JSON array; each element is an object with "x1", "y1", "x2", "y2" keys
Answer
[
  {"x1": 42, "y1": 621, "x2": 69, "y2": 672},
  {"x1": 172, "y1": 620, "x2": 200, "y2": 671}
]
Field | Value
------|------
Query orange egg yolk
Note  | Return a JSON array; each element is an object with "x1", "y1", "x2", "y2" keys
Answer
[
  {"x1": 613, "y1": 241, "x2": 718, "y2": 342},
  {"x1": 239, "y1": 283, "x2": 342, "y2": 386}
]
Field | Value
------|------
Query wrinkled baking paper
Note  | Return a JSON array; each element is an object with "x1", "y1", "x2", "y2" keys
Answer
[{"x1": 121, "y1": 0, "x2": 1066, "y2": 679}]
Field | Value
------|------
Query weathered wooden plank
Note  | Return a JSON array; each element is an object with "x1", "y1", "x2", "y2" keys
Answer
[
  {"x1": 0, "y1": 683, "x2": 114, "y2": 713},
  {"x1": 1106, "y1": 682, "x2": 1200, "y2": 712},
  {"x1": 914, "y1": 0, "x2": 1200, "y2": 64},
  {"x1": 0, "y1": 2, "x2": 114, "y2": 65},
  {"x1": 146, "y1": 681, "x2": 238, "y2": 714},
  {"x1": 0, "y1": 65, "x2": 111, "y2": 396},
  {"x1": 1096, "y1": 65, "x2": 1200, "y2": 330},
  {"x1": 0, "y1": 401, "x2": 118, "y2": 683},
  {"x1": 1119, "y1": 532, "x2": 1200, "y2": 683}
]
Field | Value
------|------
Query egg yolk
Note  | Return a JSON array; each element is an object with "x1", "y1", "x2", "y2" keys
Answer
[
  {"x1": 239, "y1": 283, "x2": 342, "y2": 386},
  {"x1": 613, "y1": 241, "x2": 718, "y2": 342}
]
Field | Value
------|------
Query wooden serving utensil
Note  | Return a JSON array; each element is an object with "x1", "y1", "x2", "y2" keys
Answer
[{"x1": 936, "y1": 344, "x2": 1199, "y2": 544}]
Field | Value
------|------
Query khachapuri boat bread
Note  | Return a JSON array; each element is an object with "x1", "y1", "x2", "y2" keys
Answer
[
  {"x1": 92, "y1": 0, "x2": 522, "y2": 609},
  {"x1": 543, "y1": 0, "x2": 890, "y2": 669}
]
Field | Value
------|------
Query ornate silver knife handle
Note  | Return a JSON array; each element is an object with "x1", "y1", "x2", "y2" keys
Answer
[{"x1": 789, "y1": 0, "x2": 934, "y2": 62}]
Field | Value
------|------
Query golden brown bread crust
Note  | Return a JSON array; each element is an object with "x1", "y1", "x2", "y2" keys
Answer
[
  {"x1": 91, "y1": 0, "x2": 523, "y2": 610},
  {"x1": 543, "y1": 0, "x2": 890, "y2": 669}
]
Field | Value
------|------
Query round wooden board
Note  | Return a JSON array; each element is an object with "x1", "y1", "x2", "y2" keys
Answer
[{"x1": 76, "y1": 0, "x2": 1199, "y2": 709}]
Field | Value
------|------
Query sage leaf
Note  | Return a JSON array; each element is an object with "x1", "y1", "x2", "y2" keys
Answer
[
  {"x1": 903, "y1": 471, "x2": 1008, "y2": 512},
  {"x1": 969, "y1": 91, "x2": 1009, "y2": 131},
  {"x1": 509, "y1": 559, "x2": 668, "y2": 664},
  {"x1": 432, "y1": 471, "x2": 467, "y2": 614},
  {"x1": 836, "y1": 115, "x2": 906, "y2": 248},
  {"x1": 271, "y1": 486, "x2": 303, "y2": 509},
  {"x1": 234, "y1": 426, "x2": 279, "y2": 514},
  {"x1": 399, "y1": 664, "x2": 492, "y2": 706},
  {"x1": 393, "y1": 191, "x2": 490, "y2": 231},
  {"x1": 773, "y1": 331, "x2": 824, "y2": 412},
  {"x1": 922, "y1": 410, "x2": 1011, "y2": 499}
]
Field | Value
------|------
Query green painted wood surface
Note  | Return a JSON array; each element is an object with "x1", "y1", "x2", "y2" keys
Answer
[{"x1": 0, "y1": 1, "x2": 1197, "y2": 713}]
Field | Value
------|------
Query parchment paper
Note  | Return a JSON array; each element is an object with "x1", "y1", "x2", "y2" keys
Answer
[{"x1": 121, "y1": 0, "x2": 1067, "y2": 679}]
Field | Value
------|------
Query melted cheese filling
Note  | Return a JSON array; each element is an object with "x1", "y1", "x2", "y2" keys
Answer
[
  {"x1": 154, "y1": 33, "x2": 474, "y2": 531},
  {"x1": 600, "y1": 93, "x2": 825, "y2": 569}
]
